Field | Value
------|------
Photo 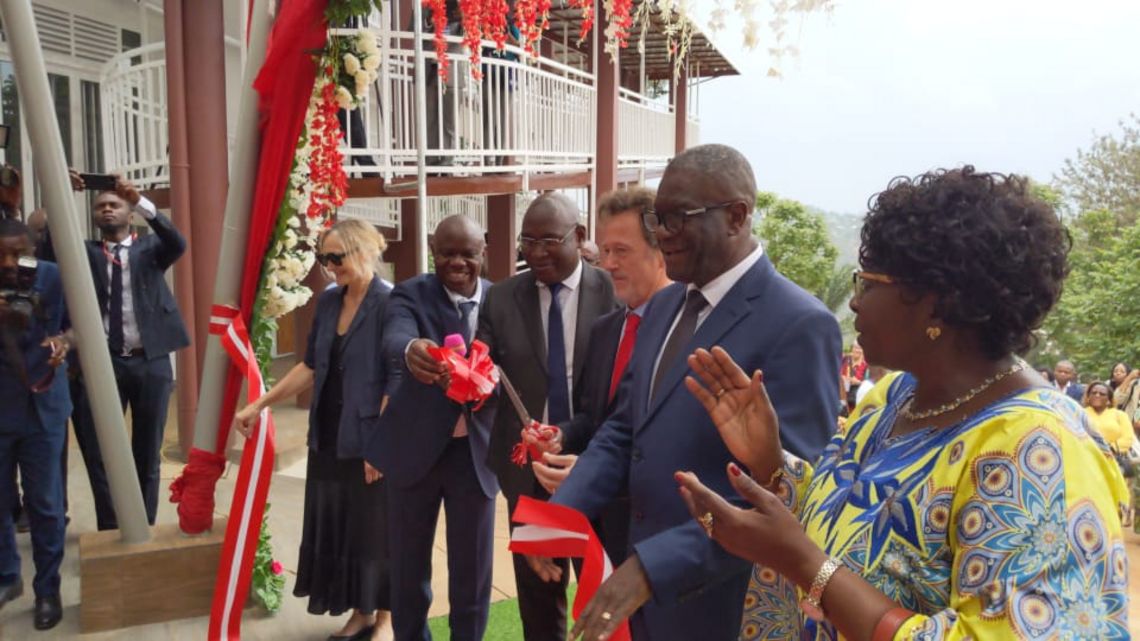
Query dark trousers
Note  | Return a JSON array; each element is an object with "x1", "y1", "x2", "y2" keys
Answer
[
  {"x1": 389, "y1": 437, "x2": 495, "y2": 641},
  {"x1": 70, "y1": 373, "x2": 116, "y2": 530},
  {"x1": 73, "y1": 353, "x2": 172, "y2": 528},
  {"x1": 507, "y1": 484, "x2": 571, "y2": 641},
  {"x1": 0, "y1": 420, "x2": 66, "y2": 597}
]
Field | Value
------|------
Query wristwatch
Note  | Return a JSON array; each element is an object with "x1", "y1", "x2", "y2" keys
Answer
[{"x1": 800, "y1": 556, "x2": 843, "y2": 621}]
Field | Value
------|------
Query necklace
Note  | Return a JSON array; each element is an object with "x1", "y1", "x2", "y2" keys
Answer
[{"x1": 902, "y1": 359, "x2": 1027, "y2": 421}]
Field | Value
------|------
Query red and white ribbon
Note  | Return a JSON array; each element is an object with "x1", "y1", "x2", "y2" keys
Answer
[
  {"x1": 508, "y1": 497, "x2": 631, "y2": 641},
  {"x1": 207, "y1": 304, "x2": 277, "y2": 641}
]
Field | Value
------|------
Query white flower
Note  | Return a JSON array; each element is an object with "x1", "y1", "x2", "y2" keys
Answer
[
  {"x1": 343, "y1": 53, "x2": 362, "y2": 75},
  {"x1": 362, "y1": 54, "x2": 380, "y2": 72},
  {"x1": 265, "y1": 272, "x2": 278, "y2": 289},
  {"x1": 357, "y1": 32, "x2": 379, "y2": 55},
  {"x1": 354, "y1": 70, "x2": 370, "y2": 96},
  {"x1": 334, "y1": 85, "x2": 354, "y2": 109}
]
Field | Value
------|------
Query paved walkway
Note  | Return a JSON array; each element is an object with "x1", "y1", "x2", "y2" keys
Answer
[{"x1": 3, "y1": 401, "x2": 1140, "y2": 639}]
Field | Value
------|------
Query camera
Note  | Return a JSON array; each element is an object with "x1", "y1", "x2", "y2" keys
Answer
[{"x1": 0, "y1": 255, "x2": 40, "y2": 326}]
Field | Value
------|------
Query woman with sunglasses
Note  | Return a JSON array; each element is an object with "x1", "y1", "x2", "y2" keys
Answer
[
  {"x1": 674, "y1": 167, "x2": 1129, "y2": 640},
  {"x1": 235, "y1": 219, "x2": 394, "y2": 641}
]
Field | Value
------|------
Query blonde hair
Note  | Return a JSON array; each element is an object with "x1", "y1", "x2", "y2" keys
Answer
[{"x1": 321, "y1": 218, "x2": 387, "y2": 276}]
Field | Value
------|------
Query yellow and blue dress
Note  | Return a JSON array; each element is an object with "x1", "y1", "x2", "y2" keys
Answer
[{"x1": 740, "y1": 372, "x2": 1130, "y2": 640}]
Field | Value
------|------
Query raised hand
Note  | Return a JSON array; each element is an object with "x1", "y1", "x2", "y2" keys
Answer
[{"x1": 684, "y1": 346, "x2": 782, "y2": 477}]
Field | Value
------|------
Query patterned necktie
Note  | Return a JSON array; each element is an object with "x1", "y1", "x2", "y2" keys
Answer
[
  {"x1": 109, "y1": 244, "x2": 125, "y2": 355},
  {"x1": 546, "y1": 282, "x2": 571, "y2": 423},
  {"x1": 608, "y1": 311, "x2": 641, "y2": 404},
  {"x1": 651, "y1": 289, "x2": 708, "y2": 402},
  {"x1": 458, "y1": 300, "x2": 477, "y2": 344}
]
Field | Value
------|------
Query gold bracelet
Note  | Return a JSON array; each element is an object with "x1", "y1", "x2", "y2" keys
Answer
[{"x1": 760, "y1": 464, "x2": 784, "y2": 490}]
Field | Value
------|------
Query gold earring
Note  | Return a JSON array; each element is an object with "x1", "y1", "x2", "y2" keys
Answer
[{"x1": 926, "y1": 326, "x2": 942, "y2": 341}]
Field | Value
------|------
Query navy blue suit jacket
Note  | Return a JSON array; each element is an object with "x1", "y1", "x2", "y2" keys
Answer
[
  {"x1": 366, "y1": 273, "x2": 499, "y2": 498},
  {"x1": 0, "y1": 261, "x2": 71, "y2": 434},
  {"x1": 305, "y1": 276, "x2": 391, "y2": 459},
  {"x1": 84, "y1": 211, "x2": 190, "y2": 359},
  {"x1": 558, "y1": 308, "x2": 626, "y2": 454},
  {"x1": 552, "y1": 255, "x2": 841, "y2": 641}
]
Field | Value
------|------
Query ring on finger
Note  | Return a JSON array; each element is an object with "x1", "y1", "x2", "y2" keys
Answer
[
  {"x1": 698, "y1": 511, "x2": 714, "y2": 536},
  {"x1": 715, "y1": 387, "x2": 727, "y2": 399},
  {"x1": 601, "y1": 611, "x2": 613, "y2": 621}
]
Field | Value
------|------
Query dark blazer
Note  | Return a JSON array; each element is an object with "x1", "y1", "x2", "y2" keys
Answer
[
  {"x1": 0, "y1": 260, "x2": 71, "y2": 434},
  {"x1": 552, "y1": 255, "x2": 841, "y2": 641},
  {"x1": 476, "y1": 261, "x2": 618, "y2": 499},
  {"x1": 84, "y1": 211, "x2": 190, "y2": 359},
  {"x1": 1064, "y1": 382, "x2": 1085, "y2": 402},
  {"x1": 305, "y1": 276, "x2": 391, "y2": 459},
  {"x1": 366, "y1": 273, "x2": 499, "y2": 498},
  {"x1": 559, "y1": 308, "x2": 626, "y2": 453}
]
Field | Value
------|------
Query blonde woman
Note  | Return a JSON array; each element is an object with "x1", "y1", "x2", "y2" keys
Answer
[{"x1": 235, "y1": 220, "x2": 393, "y2": 641}]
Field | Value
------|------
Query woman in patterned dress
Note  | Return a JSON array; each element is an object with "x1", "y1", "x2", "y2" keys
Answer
[{"x1": 675, "y1": 167, "x2": 1130, "y2": 641}]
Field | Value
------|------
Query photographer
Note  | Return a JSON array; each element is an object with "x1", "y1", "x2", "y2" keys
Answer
[{"x1": 0, "y1": 219, "x2": 69, "y2": 630}]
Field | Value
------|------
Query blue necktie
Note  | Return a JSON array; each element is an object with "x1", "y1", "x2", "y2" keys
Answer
[
  {"x1": 546, "y1": 282, "x2": 571, "y2": 423},
  {"x1": 458, "y1": 300, "x2": 477, "y2": 344}
]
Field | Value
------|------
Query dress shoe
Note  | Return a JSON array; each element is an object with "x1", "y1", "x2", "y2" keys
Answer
[
  {"x1": 327, "y1": 624, "x2": 374, "y2": 641},
  {"x1": 0, "y1": 579, "x2": 23, "y2": 609},
  {"x1": 34, "y1": 594, "x2": 62, "y2": 630}
]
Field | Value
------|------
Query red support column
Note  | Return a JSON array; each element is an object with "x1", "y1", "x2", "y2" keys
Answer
[
  {"x1": 486, "y1": 193, "x2": 516, "y2": 282},
  {"x1": 674, "y1": 64, "x2": 689, "y2": 154},
  {"x1": 163, "y1": 0, "x2": 197, "y2": 458},
  {"x1": 385, "y1": 199, "x2": 425, "y2": 282},
  {"x1": 595, "y1": 7, "x2": 619, "y2": 196},
  {"x1": 182, "y1": 0, "x2": 229, "y2": 379}
]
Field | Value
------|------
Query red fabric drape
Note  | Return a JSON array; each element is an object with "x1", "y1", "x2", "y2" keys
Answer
[{"x1": 214, "y1": 0, "x2": 330, "y2": 457}]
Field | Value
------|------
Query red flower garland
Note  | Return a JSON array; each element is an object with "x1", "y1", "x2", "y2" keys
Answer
[
  {"x1": 609, "y1": 0, "x2": 633, "y2": 49},
  {"x1": 306, "y1": 74, "x2": 347, "y2": 223},
  {"x1": 482, "y1": 0, "x2": 509, "y2": 51},
  {"x1": 423, "y1": 0, "x2": 451, "y2": 83},
  {"x1": 514, "y1": 0, "x2": 551, "y2": 56},
  {"x1": 569, "y1": 0, "x2": 594, "y2": 42},
  {"x1": 459, "y1": 0, "x2": 484, "y2": 80}
]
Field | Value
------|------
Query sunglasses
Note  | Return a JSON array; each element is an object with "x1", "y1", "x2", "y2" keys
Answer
[{"x1": 316, "y1": 251, "x2": 350, "y2": 267}]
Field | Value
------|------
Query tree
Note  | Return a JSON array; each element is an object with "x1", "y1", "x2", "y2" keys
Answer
[
  {"x1": 754, "y1": 191, "x2": 844, "y2": 306},
  {"x1": 1054, "y1": 114, "x2": 1140, "y2": 225}
]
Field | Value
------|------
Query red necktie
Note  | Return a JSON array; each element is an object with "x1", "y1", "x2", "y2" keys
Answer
[{"x1": 608, "y1": 312, "x2": 641, "y2": 403}]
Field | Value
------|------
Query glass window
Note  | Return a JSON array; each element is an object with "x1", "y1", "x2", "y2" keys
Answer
[
  {"x1": 47, "y1": 73, "x2": 71, "y2": 165},
  {"x1": 0, "y1": 60, "x2": 22, "y2": 178}
]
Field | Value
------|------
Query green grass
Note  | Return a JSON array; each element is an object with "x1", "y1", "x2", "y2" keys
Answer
[{"x1": 428, "y1": 585, "x2": 577, "y2": 641}]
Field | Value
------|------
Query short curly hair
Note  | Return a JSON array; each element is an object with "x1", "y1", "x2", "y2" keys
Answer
[{"x1": 859, "y1": 166, "x2": 1070, "y2": 359}]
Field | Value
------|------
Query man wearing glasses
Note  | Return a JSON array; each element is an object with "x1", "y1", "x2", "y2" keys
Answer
[
  {"x1": 476, "y1": 193, "x2": 618, "y2": 641},
  {"x1": 536, "y1": 144, "x2": 841, "y2": 641}
]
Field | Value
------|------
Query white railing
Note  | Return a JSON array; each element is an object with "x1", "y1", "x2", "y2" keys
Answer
[
  {"x1": 686, "y1": 115, "x2": 700, "y2": 148},
  {"x1": 617, "y1": 87, "x2": 674, "y2": 167},
  {"x1": 101, "y1": 42, "x2": 169, "y2": 186},
  {"x1": 426, "y1": 195, "x2": 487, "y2": 230},
  {"x1": 335, "y1": 25, "x2": 596, "y2": 179}
]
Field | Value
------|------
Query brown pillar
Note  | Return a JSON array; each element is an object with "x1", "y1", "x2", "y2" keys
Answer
[
  {"x1": 486, "y1": 193, "x2": 516, "y2": 282},
  {"x1": 594, "y1": 8, "x2": 619, "y2": 196},
  {"x1": 182, "y1": 0, "x2": 229, "y2": 378},
  {"x1": 674, "y1": 64, "x2": 689, "y2": 154},
  {"x1": 164, "y1": 0, "x2": 197, "y2": 458},
  {"x1": 385, "y1": 199, "x2": 425, "y2": 282}
]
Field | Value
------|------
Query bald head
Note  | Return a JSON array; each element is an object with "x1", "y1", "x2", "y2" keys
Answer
[
  {"x1": 520, "y1": 193, "x2": 585, "y2": 284},
  {"x1": 524, "y1": 193, "x2": 580, "y2": 228},
  {"x1": 665, "y1": 144, "x2": 757, "y2": 205},
  {"x1": 431, "y1": 214, "x2": 486, "y2": 297}
]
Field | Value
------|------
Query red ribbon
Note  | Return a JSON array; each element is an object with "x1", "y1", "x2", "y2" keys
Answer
[
  {"x1": 207, "y1": 304, "x2": 277, "y2": 641},
  {"x1": 427, "y1": 338, "x2": 499, "y2": 409},
  {"x1": 508, "y1": 496, "x2": 631, "y2": 641},
  {"x1": 510, "y1": 420, "x2": 560, "y2": 467},
  {"x1": 168, "y1": 447, "x2": 225, "y2": 534}
]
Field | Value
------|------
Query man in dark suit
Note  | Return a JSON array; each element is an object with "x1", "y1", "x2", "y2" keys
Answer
[
  {"x1": 0, "y1": 219, "x2": 70, "y2": 629},
  {"x1": 529, "y1": 145, "x2": 841, "y2": 641},
  {"x1": 1054, "y1": 359, "x2": 1085, "y2": 402},
  {"x1": 68, "y1": 174, "x2": 189, "y2": 528},
  {"x1": 477, "y1": 193, "x2": 618, "y2": 641},
  {"x1": 366, "y1": 215, "x2": 499, "y2": 641},
  {"x1": 531, "y1": 187, "x2": 670, "y2": 564}
]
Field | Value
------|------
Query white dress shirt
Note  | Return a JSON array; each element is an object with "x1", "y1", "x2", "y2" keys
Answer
[
  {"x1": 537, "y1": 260, "x2": 583, "y2": 422},
  {"x1": 102, "y1": 196, "x2": 158, "y2": 354},
  {"x1": 652, "y1": 243, "x2": 765, "y2": 391}
]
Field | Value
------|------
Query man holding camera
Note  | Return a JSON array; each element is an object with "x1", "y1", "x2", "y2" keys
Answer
[
  {"x1": 0, "y1": 219, "x2": 70, "y2": 630},
  {"x1": 62, "y1": 172, "x2": 189, "y2": 529}
]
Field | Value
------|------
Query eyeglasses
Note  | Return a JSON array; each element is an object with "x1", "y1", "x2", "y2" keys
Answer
[
  {"x1": 518, "y1": 227, "x2": 576, "y2": 253},
  {"x1": 642, "y1": 201, "x2": 738, "y2": 233},
  {"x1": 316, "y1": 251, "x2": 351, "y2": 267},
  {"x1": 851, "y1": 270, "x2": 897, "y2": 298}
]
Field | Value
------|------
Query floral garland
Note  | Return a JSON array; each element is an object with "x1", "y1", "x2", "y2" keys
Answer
[{"x1": 250, "y1": 504, "x2": 286, "y2": 613}]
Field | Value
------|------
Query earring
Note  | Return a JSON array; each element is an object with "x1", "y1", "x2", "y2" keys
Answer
[{"x1": 926, "y1": 326, "x2": 942, "y2": 341}]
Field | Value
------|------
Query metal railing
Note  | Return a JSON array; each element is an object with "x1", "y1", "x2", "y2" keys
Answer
[
  {"x1": 617, "y1": 87, "x2": 674, "y2": 168},
  {"x1": 100, "y1": 42, "x2": 169, "y2": 186}
]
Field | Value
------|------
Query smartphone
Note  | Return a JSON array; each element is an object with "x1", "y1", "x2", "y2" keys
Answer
[{"x1": 79, "y1": 173, "x2": 118, "y2": 191}]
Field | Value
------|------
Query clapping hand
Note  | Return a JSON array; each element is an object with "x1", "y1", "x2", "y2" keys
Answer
[
  {"x1": 41, "y1": 334, "x2": 68, "y2": 367},
  {"x1": 684, "y1": 346, "x2": 782, "y2": 477}
]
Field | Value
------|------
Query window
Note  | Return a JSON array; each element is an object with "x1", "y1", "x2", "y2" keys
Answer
[{"x1": 0, "y1": 61, "x2": 21, "y2": 177}]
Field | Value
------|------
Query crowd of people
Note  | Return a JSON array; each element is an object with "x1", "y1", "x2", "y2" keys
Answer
[{"x1": 0, "y1": 142, "x2": 1133, "y2": 641}]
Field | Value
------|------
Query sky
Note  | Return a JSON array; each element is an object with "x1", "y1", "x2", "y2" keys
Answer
[{"x1": 692, "y1": 0, "x2": 1140, "y2": 214}]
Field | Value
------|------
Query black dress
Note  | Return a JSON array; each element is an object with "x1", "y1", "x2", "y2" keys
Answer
[{"x1": 294, "y1": 333, "x2": 390, "y2": 616}]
